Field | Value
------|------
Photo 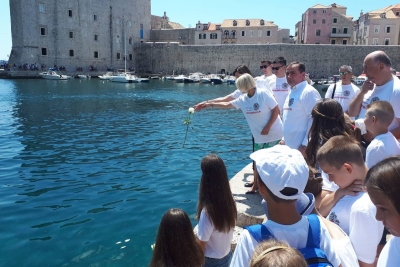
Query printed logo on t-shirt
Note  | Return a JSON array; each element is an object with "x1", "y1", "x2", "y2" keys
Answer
[
  {"x1": 289, "y1": 98, "x2": 294, "y2": 106},
  {"x1": 328, "y1": 212, "x2": 340, "y2": 225},
  {"x1": 343, "y1": 90, "x2": 350, "y2": 97},
  {"x1": 371, "y1": 96, "x2": 380, "y2": 103},
  {"x1": 253, "y1": 103, "x2": 260, "y2": 111},
  {"x1": 282, "y1": 83, "x2": 289, "y2": 89}
]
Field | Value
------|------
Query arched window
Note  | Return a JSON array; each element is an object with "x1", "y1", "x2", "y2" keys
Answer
[
  {"x1": 260, "y1": 19, "x2": 264, "y2": 25},
  {"x1": 224, "y1": 30, "x2": 229, "y2": 38},
  {"x1": 246, "y1": 20, "x2": 250, "y2": 26},
  {"x1": 233, "y1": 20, "x2": 237, "y2": 26},
  {"x1": 231, "y1": 30, "x2": 236, "y2": 38}
]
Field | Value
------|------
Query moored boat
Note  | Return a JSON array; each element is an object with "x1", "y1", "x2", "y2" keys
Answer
[
  {"x1": 174, "y1": 75, "x2": 186, "y2": 83},
  {"x1": 99, "y1": 72, "x2": 114, "y2": 80},
  {"x1": 39, "y1": 69, "x2": 71, "y2": 80}
]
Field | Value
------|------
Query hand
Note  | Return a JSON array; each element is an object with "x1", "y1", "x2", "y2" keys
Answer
[
  {"x1": 194, "y1": 101, "x2": 206, "y2": 112},
  {"x1": 362, "y1": 130, "x2": 374, "y2": 143},
  {"x1": 261, "y1": 126, "x2": 270, "y2": 135},
  {"x1": 338, "y1": 180, "x2": 365, "y2": 197},
  {"x1": 361, "y1": 80, "x2": 374, "y2": 94},
  {"x1": 279, "y1": 140, "x2": 285, "y2": 145}
]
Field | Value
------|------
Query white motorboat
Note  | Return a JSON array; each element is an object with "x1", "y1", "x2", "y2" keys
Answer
[
  {"x1": 39, "y1": 70, "x2": 71, "y2": 80},
  {"x1": 99, "y1": 72, "x2": 114, "y2": 80},
  {"x1": 200, "y1": 77, "x2": 211, "y2": 83},
  {"x1": 210, "y1": 75, "x2": 223, "y2": 84},
  {"x1": 77, "y1": 74, "x2": 91, "y2": 79},
  {"x1": 139, "y1": 77, "x2": 150, "y2": 83},
  {"x1": 111, "y1": 73, "x2": 136, "y2": 83},
  {"x1": 165, "y1": 76, "x2": 175, "y2": 80},
  {"x1": 174, "y1": 75, "x2": 186, "y2": 83}
]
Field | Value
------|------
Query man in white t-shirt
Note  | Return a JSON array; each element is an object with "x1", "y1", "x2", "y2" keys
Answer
[
  {"x1": 255, "y1": 60, "x2": 274, "y2": 91},
  {"x1": 348, "y1": 50, "x2": 400, "y2": 141},
  {"x1": 364, "y1": 100, "x2": 400, "y2": 168},
  {"x1": 317, "y1": 136, "x2": 384, "y2": 267},
  {"x1": 281, "y1": 61, "x2": 321, "y2": 155},
  {"x1": 230, "y1": 145, "x2": 341, "y2": 267},
  {"x1": 269, "y1": 57, "x2": 290, "y2": 112},
  {"x1": 325, "y1": 65, "x2": 360, "y2": 114}
]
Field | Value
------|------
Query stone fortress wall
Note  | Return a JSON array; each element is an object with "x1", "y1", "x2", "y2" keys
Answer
[{"x1": 134, "y1": 43, "x2": 400, "y2": 77}]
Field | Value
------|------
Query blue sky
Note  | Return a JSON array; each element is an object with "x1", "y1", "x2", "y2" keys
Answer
[{"x1": 0, "y1": 1, "x2": 397, "y2": 60}]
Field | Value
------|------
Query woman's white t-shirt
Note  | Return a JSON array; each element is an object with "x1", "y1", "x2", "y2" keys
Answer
[
  {"x1": 231, "y1": 88, "x2": 283, "y2": 143},
  {"x1": 377, "y1": 236, "x2": 400, "y2": 267},
  {"x1": 196, "y1": 209, "x2": 233, "y2": 259}
]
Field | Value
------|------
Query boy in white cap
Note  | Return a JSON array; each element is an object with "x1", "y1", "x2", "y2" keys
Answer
[{"x1": 230, "y1": 145, "x2": 340, "y2": 267}]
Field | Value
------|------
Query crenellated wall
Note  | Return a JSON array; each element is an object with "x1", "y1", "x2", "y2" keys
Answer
[{"x1": 133, "y1": 43, "x2": 400, "y2": 77}]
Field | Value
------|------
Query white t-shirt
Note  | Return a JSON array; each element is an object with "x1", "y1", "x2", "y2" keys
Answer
[
  {"x1": 325, "y1": 82, "x2": 360, "y2": 112},
  {"x1": 255, "y1": 74, "x2": 274, "y2": 93},
  {"x1": 357, "y1": 77, "x2": 400, "y2": 131},
  {"x1": 197, "y1": 209, "x2": 233, "y2": 259},
  {"x1": 327, "y1": 193, "x2": 384, "y2": 264},
  {"x1": 231, "y1": 88, "x2": 283, "y2": 143},
  {"x1": 229, "y1": 89, "x2": 242, "y2": 99},
  {"x1": 282, "y1": 81, "x2": 321, "y2": 149},
  {"x1": 230, "y1": 216, "x2": 341, "y2": 267},
  {"x1": 377, "y1": 236, "x2": 400, "y2": 267},
  {"x1": 332, "y1": 234, "x2": 360, "y2": 267},
  {"x1": 365, "y1": 132, "x2": 400, "y2": 168},
  {"x1": 269, "y1": 76, "x2": 290, "y2": 112}
]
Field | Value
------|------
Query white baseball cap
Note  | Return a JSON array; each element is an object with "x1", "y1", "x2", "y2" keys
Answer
[{"x1": 250, "y1": 145, "x2": 309, "y2": 200}]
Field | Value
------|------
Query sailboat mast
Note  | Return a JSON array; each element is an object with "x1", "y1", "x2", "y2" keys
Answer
[{"x1": 124, "y1": 21, "x2": 127, "y2": 73}]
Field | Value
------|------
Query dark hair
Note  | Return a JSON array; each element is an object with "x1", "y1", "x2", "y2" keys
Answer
[
  {"x1": 250, "y1": 239, "x2": 308, "y2": 267},
  {"x1": 306, "y1": 99, "x2": 353, "y2": 167},
  {"x1": 366, "y1": 156, "x2": 400, "y2": 215},
  {"x1": 232, "y1": 65, "x2": 252, "y2": 76},
  {"x1": 273, "y1": 57, "x2": 287, "y2": 66},
  {"x1": 317, "y1": 136, "x2": 364, "y2": 169},
  {"x1": 261, "y1": 60, "x2": 272, "y2": 65},
  {"x1": 150, "y1": 208, "x2": 204, "y2": 267},
  {"x1": 373, "y1": 52, "x2": 392, "y2": 67},
  {"x1": 288, "y1": 61, "x2": 306, "y2": 73},
  {"x1": 196, "y1": 154, "x2": 237, "y2": 232}
]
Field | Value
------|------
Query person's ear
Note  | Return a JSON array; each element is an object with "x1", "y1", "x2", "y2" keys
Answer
[
  {"x1": 372, "y1": 116, "x2": 377, "y2": 123},
  {"x1": 343, "y1": 163, "x2": 353, "y2": 174}
]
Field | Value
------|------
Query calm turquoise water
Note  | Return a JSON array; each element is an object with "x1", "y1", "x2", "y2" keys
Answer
[{"x1": 0, "y1": 78, "x2": 254, "y2": 267}]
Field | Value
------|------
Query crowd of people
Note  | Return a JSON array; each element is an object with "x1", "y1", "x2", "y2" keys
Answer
[{"x1": 149, "y1": 50, "x2": 400, "y2": 267}]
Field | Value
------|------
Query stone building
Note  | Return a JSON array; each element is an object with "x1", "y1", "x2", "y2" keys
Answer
[
  {"x1": 194, "y1": 22, "x2": 222, "y2": 45},
  {"x1": 9, "y1": 0, "x2": 151, "y2": 71},
  {"x1": 151, "y1": 12, "x2": 185, "y2": 30},
  {"x1": 353, "y1": 5, "x2": 400, "y2": 45},
  {"x1": 299, "y1": 3, "x2": 353, "y2": 45}
]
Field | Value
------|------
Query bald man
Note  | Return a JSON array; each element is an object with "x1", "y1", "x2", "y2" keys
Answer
[{"x1": 348, "y1": 50, "x2": 400, "y2": 140}]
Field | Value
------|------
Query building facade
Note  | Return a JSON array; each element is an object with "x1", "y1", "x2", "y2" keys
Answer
[
  {"x1": 9, "y1": 0, "x2": 151, "y2": 71},
  {"x1": 299, "y1": 3, "x2": 353, "y2": 44},
  {"x1": 194, "y1": 22, "x2": 222, "y2": 45},
  {"x1": 353, "y1": 5, "x2": 400, "y2": 45}
]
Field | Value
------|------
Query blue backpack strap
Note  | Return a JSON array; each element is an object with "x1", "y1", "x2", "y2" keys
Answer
[
  {"x1": 306, "y1": 214, "x2": 321, "y2": 248},
  {"x1": 244, "y1": 224, "x2": 273, "y2": 243}
]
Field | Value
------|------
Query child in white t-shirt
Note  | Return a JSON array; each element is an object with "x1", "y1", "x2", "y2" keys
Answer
[
  {"x1": 366, "y1": 156, "x2": 400, "y2": 267},
  {"x1": 317, "y1": 136, "x2": 384, "y2": 266},
  {"x1": 196, "y1": 154, "x2": 237, "y2": 267},
  {"x1": 364, "y1": 100, "x2": 400, "y2": 168}
]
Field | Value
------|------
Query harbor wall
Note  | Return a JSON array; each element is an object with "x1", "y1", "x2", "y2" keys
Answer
[{"x1": 133, "y1": 43, "x2": 400, "y2": 77}]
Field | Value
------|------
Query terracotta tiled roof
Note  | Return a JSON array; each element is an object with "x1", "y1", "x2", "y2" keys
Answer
[
  {"x1": 168, "y1": 22, "x2": 185, "y2": 29},
  {"x1": 368, "y1": 5, "x2": 400, "y2": 19},
  {"x1": 221, "y1": 19, "x2": 277, "y2": 27},
  {"x1": 310, "y1": 3, "x2": 346, "y2": 9}
]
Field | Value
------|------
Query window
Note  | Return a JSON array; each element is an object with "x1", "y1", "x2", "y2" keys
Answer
[
  {"x1": 249, "y1": 30, "x2": 253, "y2": 37},
  {"x1": 241, "y1": 31, "x2": 245, "y2": 37},
  {"x1": 373, "y1": 38, "x2": 379, "y2": 45},
  {"x1": 94, "y1": 14, "x2": 97, "y2": 21},
  {"x1": 374, "y1": 25, "x2": 380, "y2": 33},
  {"x1": 224, "y1": 30, "x2": 229, "y2": 38},
  {"x1": 41, "y1": 47, "x2": 47, "y2": 56},
  {"x1": 199, "y1": 33, "x2": 206, "y2": 39},
  {"x1": 260, "y1": 19, "x2": 264, "y2": 26},
  {"x1": 332, "y1": 28, "x2": 337, "y2": 34},
  {"x1": 331, "y1": 40, "x2": 336, "y2": 44},
  {"x1": 40, "y1": 27, "x2": 46, "y2": 36},
  {"x1": 386, "y1": 26, "x2": 391, "y2": 33},
  {"x1": 69, "y1": 49, "x2": 74, "y2": 57},
  {"x1": 69, "y1": 31, "x2": 73, "y2": 38},
  {"x1": 39, "y1": 3, "x2": 45, "y2": 13},
  {"x1": 385, "y1": 38, "x2": 390, "y2": 45},
  {"x1": 129, "y1": 37, "x2": 132, "y2": 45},
  {"x1": 94, "y1": 51, "x2": 99, "y2": 58},
  {"x1": 117, "y1": 53, "x2": 121, "y2": 60},
  {"x1": 258, "y1": 30, "x2": 262, "y2": 37},
  {"x1": 323, "y1": 9, "x2": 327, "y2": 13},
  {"x1": 68, "y1": 10, "x2": 72, "y2": 17},
  {"x1": 316, "y1": 29, "x2": 321, "y2": 36},
  {"x1": 333, "y1": 18, "x2": 337, "y2": 23},
  {"x1": 116, "y1": 35, "x2": 120, "y2": 44},
  {"x1": 313, "y1": 10, "x2": 317, "y2": 14},
  {"x1": 246, "y1": 20, "x2": 250, "y2": 26},
  {"x1": 216, "y1": 25, "x2": 221, "y2": 30},
  {"x1": 233, "y1": 20, "x2": 237, "y2": 26},
  {"x1": 396, "y1": 12, "x2": 400, "y2": 16},
  {"x1": 210, "y1": 33, "x2": 218, "y2": 39},
  {"x1": 313, "y1": 19, "x2": 316, "y2": 24},
  {"x1": 231, "y1": 30, "x2": 236, "y2": 38},
  {"x1": 343, "y1": 28, "x2": 348, "y2": 34},
  {"x1": 267, "y1": 31, "x2": 271, "y2": 36},
  {"x1": 381, "y1": 13, "x2": 386, "y2": 18},
  {"x1": 342, "y1": 40, "x2": 347, "y2": 45},
  {"x1": 129, "y1": 54, "x2": 133, "y2": 60},
  {"x1": 94, "y1": 34, "x2": 98, "y2": 41},
  {"x1": 322, "y1": 19, "x2": 325, "y2": 24}
]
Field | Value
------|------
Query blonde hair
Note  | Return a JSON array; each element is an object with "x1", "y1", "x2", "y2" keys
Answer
[
  {"x1": 235, "y1": 73, "x2": 256, "y2": 92},
  {"x1": 250, "y1": 239, "x2": 307, "y2": 267}
]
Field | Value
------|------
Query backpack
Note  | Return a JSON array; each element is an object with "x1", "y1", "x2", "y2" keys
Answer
[{"x1": 244, "y1": 214, "x2": 334, "y2": 267}]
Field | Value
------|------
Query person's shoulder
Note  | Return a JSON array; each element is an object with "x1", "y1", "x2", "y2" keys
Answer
[{"x1": 350, "y1": 193, "x2": 375, "y2": 213}]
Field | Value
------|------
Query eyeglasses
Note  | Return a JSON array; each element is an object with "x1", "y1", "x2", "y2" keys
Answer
[
  {"x1": 260, "y1": 65, "x2": 269, "y2": 69},
  {"x1": 339, "y1": 71, "x2": 350, "y2": 76},
  {"x1": 272, "y1": 65, "x2": 284, "y2": 71}
]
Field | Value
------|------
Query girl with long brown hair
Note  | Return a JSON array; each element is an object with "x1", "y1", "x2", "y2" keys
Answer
[
  {"x1": 196, "y1": 154, "x2": 237, "y2": 267},
  {"x1": 150, "y1": 208, "x2": 204, "y2": 267}
]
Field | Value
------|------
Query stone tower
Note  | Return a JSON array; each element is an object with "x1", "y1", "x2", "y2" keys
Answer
[{"x1": 9, "y1": 0, "x2": 151, "y2": 71}]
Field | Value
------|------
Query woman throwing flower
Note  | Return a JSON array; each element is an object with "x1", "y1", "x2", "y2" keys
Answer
[{"x1": 201, "y1": 73, "x2": 283, "y2": 193}]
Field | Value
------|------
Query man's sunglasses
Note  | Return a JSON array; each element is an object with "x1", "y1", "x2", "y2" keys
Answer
[
  {"x1": 260, "y1": 65, "x2": 270, "y2": 69},
  {"x1": 272, "y1": 65, "x2": 284, "y2": 71},
  {"x1": 339, "y1": 71, "x2": 350, "y2": 76}
]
